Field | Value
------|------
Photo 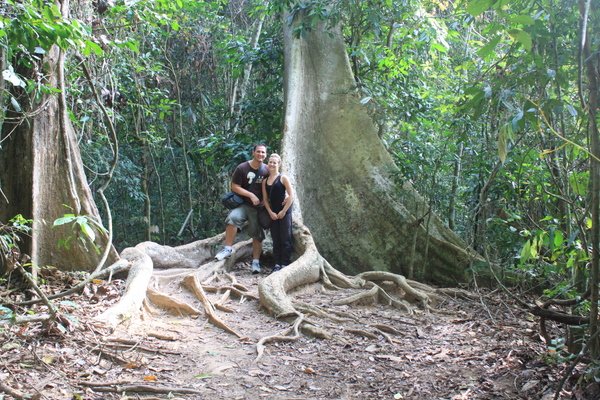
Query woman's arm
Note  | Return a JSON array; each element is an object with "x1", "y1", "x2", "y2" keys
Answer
[
  {"x1": 278, "y1": 175, "x2": 294, "y2": 217},
  {"x1": 263, "y1": 178, "x2": 277, "y2": 219}
]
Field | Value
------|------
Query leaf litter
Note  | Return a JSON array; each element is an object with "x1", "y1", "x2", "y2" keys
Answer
[{"x1": 0, "y1": 266, "x2": 596, "y2": 399}]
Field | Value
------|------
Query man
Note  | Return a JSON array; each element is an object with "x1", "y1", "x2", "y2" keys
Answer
[{"x1": 215, "y1": 144, "x2": 269, "y2": 274}]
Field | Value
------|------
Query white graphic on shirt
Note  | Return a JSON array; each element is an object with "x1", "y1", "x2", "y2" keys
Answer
[{"x1": 247, "y1": 171, "x2": 256, "y2": 184}]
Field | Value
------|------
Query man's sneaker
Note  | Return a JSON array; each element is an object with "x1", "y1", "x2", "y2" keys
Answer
[
  {"x1": 251, "y1": 260, "x2": 261, "y2": 274},
  {"x1": 215, "y1": 246, "x2": 233, "y2": 261},
  {"x1": 272, "y1": 264, "x2": 282, "y2": 273}
]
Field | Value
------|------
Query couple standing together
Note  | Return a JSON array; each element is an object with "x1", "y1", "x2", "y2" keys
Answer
[{"x1": 214, "y1": 144, "x2": 294, "y2": 274}]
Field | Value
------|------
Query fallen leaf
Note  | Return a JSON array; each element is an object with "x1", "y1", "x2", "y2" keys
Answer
[
  {"x1": 376, "y1": 354, "x2": 403, "y2": 363},
  {"x1": 521, "y1": 380, "x2": 539, "y2": 392},
  {"x1": 143, "y1": 375, "x2": 157, "y2": 382},
  {"x1": 365, "y1": 344, "x2": 378, "y2": 353},
  {"x1": 42, "y1": 355, "x2": 55, "y2": 364}
]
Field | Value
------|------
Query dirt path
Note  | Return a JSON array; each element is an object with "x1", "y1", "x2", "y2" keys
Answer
[{"x1": 0, "y1": 264, "x2": 579, "y2": 399}]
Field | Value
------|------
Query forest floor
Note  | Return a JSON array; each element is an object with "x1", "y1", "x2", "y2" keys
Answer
[{"x1": 0, "y1": 261, "x2": 598, "y2": 400}]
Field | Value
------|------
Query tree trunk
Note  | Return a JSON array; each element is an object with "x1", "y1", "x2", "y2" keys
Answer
[
  {"x1": 579, "y1": 0, "x2": 600, "y2": 357},
  {"x1": 0, "y1": 0, "x2": 118, "y2": 273},
  {"x1": 280, "y1": 16, "x2": 482, "y2": 286}
]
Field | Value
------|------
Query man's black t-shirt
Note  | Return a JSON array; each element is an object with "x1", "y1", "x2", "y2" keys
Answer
[{"x1": 231, "y1": 161, "x2": 268, "y2": 205}]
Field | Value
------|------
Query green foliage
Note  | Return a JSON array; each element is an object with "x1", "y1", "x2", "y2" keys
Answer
[
  {"x1": 0, "y1": 215, "x2": 32, "y2": 256},
  {"x1": 61, "y1": 0, "x2": 283, "y2": 246},
  {"x1": 53, "y1": 213, "x2": 106, "y2": 253}
]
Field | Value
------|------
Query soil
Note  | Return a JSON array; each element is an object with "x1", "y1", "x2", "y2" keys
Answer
[{"x1": 0, "y1": 263, "x2": 597, "y2": 400}]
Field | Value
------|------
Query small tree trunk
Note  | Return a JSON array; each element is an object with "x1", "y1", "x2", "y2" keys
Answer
[
  {"x1": 579, "y1": 0, "x2": 600, "y2": 357},
  {"x1": 448, "y1": 143, "x2": 463, "y2": 231}
]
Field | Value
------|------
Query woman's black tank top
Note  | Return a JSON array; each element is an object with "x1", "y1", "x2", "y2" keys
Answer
[{"x1": 267, "y1": 175, "x2": 287, "y2": 213}]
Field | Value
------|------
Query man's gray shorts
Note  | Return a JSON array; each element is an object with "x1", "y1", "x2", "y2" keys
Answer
[{"x1": 225, "y1": 204, "x2": 265, "y2": 241}]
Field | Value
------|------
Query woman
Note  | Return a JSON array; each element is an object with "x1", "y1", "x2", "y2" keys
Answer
[{"x1": 262, "y1": 153, "x2": 294, "y2": 272}]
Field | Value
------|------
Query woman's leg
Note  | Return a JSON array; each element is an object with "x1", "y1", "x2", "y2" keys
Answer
[
  {"x1": 280, "y1": 212, "x2": 293, "y2": 265},
  {"x1": 270, "y1": 220, "x2": 282, "y2": 265}
]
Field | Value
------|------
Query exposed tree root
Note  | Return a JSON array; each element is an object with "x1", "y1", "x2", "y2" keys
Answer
[
  {"x1": 182, "y1": 274, "x2": 246, "y2": 338},
  {"x1": 255, "y1": 312, "x2": 305, "y2": 363},
  {"x1": 146, "y1": 288, "x2": 200, "y2": 316},
  {"x1": 95, "y1": 220, "x2": 466, "y2": 362},
  {"x1": 345, "y1": 328, "x2": 379, "y2": 340}
]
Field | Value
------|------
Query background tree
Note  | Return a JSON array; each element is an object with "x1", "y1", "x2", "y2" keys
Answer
[{"x1": 0, "y1": 0, "x2": 118, "y2": 274}]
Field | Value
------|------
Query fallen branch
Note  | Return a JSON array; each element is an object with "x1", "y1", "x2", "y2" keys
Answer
[
  {"x1": 0, "y1": 380, "x2": 38, "y2": 400},
  {"x1": 78, "y1": 381, "x2": 203, "y2": 395},
  {"x1": 14, "y1": 259, "x2": 131, "y2": 307}
]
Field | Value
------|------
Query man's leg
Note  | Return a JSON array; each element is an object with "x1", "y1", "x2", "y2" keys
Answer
[
  {"x1": 252, "y1": 238, "x2": 262, "y2": 260},
  {"x1": 216, "y1": 208, "x2": 247, "y2": 260},
  {"x1": 224, "y1": 224, "x2": 237, "y2": 246},
  {"x1": 245, "y1": 206, "x2": 264, "y2": 274}
]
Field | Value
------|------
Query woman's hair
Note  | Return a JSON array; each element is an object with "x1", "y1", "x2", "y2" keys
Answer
[{"x1": 269, "y1": 153, "x2": 281, "y2": 163}]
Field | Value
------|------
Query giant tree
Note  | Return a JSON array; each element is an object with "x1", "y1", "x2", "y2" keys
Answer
[{"x1": 97, "y1": 7, "x2": 482, "y2": 330}]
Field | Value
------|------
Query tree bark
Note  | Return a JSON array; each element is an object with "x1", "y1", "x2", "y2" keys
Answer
[
  {"x1": 0, "y1": 0, "x2": 119, "y2": 273},
  {"x1": 280, "y1": 16, "x2": 482, "y2": 285}
]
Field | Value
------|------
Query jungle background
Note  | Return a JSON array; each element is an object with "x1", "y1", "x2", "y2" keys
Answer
[{"x1": 1, "y1": 0, "x2": 600, "y2": 399}]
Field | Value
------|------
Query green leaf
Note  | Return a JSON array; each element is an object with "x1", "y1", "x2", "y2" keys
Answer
[
  {"x1": 53, "y1": 215, "x2": 76, "y2": 226},
  {"x1": 508, "y1": 29, "x2": 532, "y2": 51},
  {"x1": 553, "y1": 230, "x2": 564, "y2": 250},
  {"x1": 84, "y1": 40, "x2": 103, "y2": 56},
  {"x1": 477, "y1": 35, "x2": 501, "y2": 58},
  {"x1": 498, "y1": 123, "x2": 512, "y2": 163},
  {"x1": 569, "y1": 171, "x2": 588, "y2": 196},
  {"x1": 520, "y1": 240, "x2": 532, "y2": 263},
  {"x1": 509, "y1": 15, "x2": 535, "y2": 26},
  {"x1": 79, "y1": 221, "x2": 96, "y2": 242},
  {"x1": 430, "y1": 42, "x2": 448, "y2": 53},
  {"x1": 467, "y1": 0, "x2": 495, "y2": 17}
]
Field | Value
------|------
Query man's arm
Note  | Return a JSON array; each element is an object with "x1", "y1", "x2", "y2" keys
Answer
[{"x1": 232, "y1": 182, "x2": 260, "y2": 205}]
